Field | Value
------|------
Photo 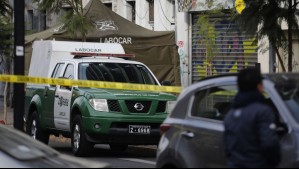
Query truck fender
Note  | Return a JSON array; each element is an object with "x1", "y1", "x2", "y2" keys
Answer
[
  {"x1": 70, "y1": 96, "x2": 90, "y2": 125},
  {"x1": 27, "y1": 95, "x2": 43, "y2": 124}
]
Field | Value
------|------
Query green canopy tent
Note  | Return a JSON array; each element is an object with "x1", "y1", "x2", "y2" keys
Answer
[{"x1": 25, "y1": 0, "x2": 180, "y2": 85}]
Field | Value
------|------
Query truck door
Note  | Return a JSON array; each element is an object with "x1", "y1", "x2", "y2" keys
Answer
[
  {"x1": 54, "y1": 63, "x2": 74, "y2": 131},
  {"x1": 179, "y1": 84, "x2": 237, "y2": 167},
  {"x1": 43, "y1": 63, "x2": 65, "y2": 128}
]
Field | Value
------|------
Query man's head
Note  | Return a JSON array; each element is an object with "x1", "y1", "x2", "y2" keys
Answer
[{"x1": 237, "y1": 68, "x2": 263, "y2": 92}]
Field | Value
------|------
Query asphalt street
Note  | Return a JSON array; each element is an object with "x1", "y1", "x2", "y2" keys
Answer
[{"x1": 0, "y1": 99, "x2": 157, "y2": 168}]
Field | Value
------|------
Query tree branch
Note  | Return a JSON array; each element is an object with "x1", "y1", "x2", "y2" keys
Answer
[
  {"x1": 274, "y1": 47, "x2": 286, "y2": 72},
  {"x1": 65, "y1": 0, "x2": 77, "y2": 11},
  {"x1": 293, "y1": 0, "x2": 299, "y2": 8}
]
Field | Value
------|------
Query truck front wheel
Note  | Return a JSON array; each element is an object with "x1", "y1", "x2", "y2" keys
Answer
[
  {"x1": 26, "y1": 111, "x2": 49, "y2": 145},
  {"x1": 71, "y1": 115, "x2": 94, "y2": 157}
]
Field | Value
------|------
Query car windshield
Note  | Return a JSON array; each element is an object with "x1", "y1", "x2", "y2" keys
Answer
[
  {"x1": 0, "y1": 125, "x2": 58, "y2": 161},
  {"x1": 267, "y1": 74, "x2": 299, "y2": 122},
  {"x1": 78, "y1": 63, "x2": 158, "y2": 85}
]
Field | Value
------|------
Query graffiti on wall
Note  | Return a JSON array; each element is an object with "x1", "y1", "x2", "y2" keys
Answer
[
  {"x1": 178, "y1": 40, "x2": 189, "y2": 85},
  {"x1": 193, "y1": 20, "x2": 257, "y2": 78}
]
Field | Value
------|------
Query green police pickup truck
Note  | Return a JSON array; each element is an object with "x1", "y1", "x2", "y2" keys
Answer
[{"x1": 24, "y1": 41, "x2": 177, "y2": 156}]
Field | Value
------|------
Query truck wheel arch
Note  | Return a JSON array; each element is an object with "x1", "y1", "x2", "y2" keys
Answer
[
  {"x1": 27, "y1": 95, "x2": 42, "y2": 121},
  {"x1": 71, "y1": 96, "x2": 89, "y2": 120},
  {"x1": 71, "y1": 106, "x2": 82, "y2": 127},
  {"x1": 70, "y1": 97, "x2": 88, "y2": 130}
]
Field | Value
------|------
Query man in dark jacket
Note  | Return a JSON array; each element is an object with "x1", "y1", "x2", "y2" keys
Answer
[{"x1": 224, "y1": 68, "x2": 281, "y2": 168}]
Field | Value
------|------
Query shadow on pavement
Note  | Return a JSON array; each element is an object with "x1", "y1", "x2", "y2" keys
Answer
[{"x1": 53, "y1": 144, "x2": 157, "y2": 158}]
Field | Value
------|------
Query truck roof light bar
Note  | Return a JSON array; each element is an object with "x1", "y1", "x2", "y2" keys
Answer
[{"x1": 71, "y1": 52, "x2": 135, "y2": 59}]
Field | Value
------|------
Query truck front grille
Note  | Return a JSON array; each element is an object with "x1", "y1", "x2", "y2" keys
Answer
[
  {"x1": 108, "y1": 100, "x2": 121, "y2": 112},
  {"x1": 156, "y1": 101, "x2": 167, "y2": 113},
  {"x1": 125, "y1": 101, "x2": 152, "y2": 113}
]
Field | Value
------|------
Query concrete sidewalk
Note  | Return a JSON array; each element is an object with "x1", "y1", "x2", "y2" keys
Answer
[{"x1": 0, "y1": 98, "x2": 71, "y2": 144}]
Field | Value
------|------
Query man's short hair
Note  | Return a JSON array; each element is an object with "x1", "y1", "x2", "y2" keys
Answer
[{"x1": 238, "y1": 68, "x2": 263, "y2": 92}]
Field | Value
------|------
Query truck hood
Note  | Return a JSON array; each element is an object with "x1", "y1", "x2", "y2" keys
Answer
[{"x1": 79, "y1": 88, "x2": 177, "y2": 101}]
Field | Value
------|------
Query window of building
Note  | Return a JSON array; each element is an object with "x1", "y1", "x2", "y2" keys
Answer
[
  {"x1": 127, "y1": 0, "x2": 136, "y2": 23},
  {"x1": 104, "y1": 3, "x2": 112, "y2": 10},
  {"x1": 147, "y1": 0, "x2": 154, "y2": 22},
  {"x1": 41, "y1": 10, "x2": 47, "y2": 30},
  {"x1": 172, "y1": 0, "x2": 175, "y2": 20},
  {"x1": 27, "y1": 10, "x2": 33, "y2": 31}
]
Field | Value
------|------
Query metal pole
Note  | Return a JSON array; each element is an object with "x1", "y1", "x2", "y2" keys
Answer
[
  {"x1": 255, "y1": 63, "x2": 261, "y2": 73},
  {"x1": 13, "y1": 0, "x2": 25, "y2": 131}
]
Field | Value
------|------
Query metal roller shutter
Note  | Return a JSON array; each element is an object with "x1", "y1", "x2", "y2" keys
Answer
[{"x1": 191, "y1": 13, "x2": 258, "y2": 83}]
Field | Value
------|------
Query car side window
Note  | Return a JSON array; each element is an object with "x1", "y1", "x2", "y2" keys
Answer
[
  {"x1": 51, "y1": 63, "x2": 65, "y2": 78},
  {"x1": 63, "y1": 64, "x2": 74, "y2": 79},
  {"x1": 191, "y1": 85, "x2": 238, "y2": 121}
]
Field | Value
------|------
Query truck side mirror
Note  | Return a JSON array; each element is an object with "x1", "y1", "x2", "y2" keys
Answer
[{"x1": 161, "y1": 81, "x2": 172, "y2": 86}]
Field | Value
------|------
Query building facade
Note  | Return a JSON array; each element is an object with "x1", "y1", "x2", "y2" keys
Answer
[
  {"x1": 23, "y1": 0, "x2": 175, "y2": 33},
  {"x1": 176, "y1": 0, "x2": 299, "y2": 88}
]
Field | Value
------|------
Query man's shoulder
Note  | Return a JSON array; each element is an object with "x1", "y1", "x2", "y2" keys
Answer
[
  {"x1": 246, "y1": 102, "x2": 275, "y2": 117},
  {"x1": 248, "y1": 102, "x2": 271, "y2": 109}
]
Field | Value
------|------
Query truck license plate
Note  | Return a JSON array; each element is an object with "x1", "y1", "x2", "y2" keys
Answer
[{"x1": 129, "y1": 125, "x2": 151, "y2": 134}]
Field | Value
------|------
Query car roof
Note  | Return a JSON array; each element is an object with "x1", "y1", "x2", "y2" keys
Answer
[
  {"x1": 0, "y1": 125, "x2": 110, "y2": 168},
  {"x1": 193, "y1": 73, "x2": 299, "y2": 84},
  {"x1": 264, "y1": 73, "x2": 299, "y2": 83},
  {"x1": 184, "y1": 73, "x2": 299, "y2": 95},
  {"x1": 194, "y1": 74, "x2": 238, "y2": 83},
  {"x1": 0, "y1": 124, "x2": 58, "y2": 160}
]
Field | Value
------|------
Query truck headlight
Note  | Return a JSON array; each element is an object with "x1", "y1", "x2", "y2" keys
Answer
[
  {"x1": 89, "y1": 99, "x2": 109, "y2": 112},
  {"x1": 166, "y1": 101, "x2": 177, "y2": 114}
]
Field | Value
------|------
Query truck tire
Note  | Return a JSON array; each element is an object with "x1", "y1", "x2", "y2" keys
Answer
[
  {"x1": 71, "y1": 115, "x2": 94, "y2": 157},
  {"x1": 26, "y1": 111, "x2": 50, "y2": 145}
]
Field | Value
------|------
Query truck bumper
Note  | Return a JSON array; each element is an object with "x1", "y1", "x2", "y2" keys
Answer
[{"x1": 82, "y1": 117, "x2": 163, "y2": 145}]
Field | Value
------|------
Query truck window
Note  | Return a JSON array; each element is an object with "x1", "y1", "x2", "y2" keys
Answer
[
  {"x1": 78, "y1": 63, "x2": 157, "y2": 85},
  {"x1": 121, "y1": 64, "x2": 143, "y2": 84},
  {"x1": 85, "y1": 64, "x2": 105, "y2": 81},
  {"x1": 63, "y1": 64, "x2": 74, "y2": 79},
  {"x1": 137, "y1": 65, "x2": 157, "y2": 85},
  {"x1": 51, "y1": 63, "x2": 65, "y2": 78},
  {"x1": 104, "y1": 63, "x2": 129, "y2": 83}
]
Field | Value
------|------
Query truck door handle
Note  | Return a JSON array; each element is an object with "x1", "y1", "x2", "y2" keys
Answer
[
  {"x1": 44, "y1": 87, "x2": 49, "y2": 97},
  {"x1": 55, "y1": 95, "x2": 59, "y2": 98},
  {"x1": 181, "y1": 131, "x2": 195, "y2": 139}
]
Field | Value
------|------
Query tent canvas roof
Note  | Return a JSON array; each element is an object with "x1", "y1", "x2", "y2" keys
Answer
[{"x1": 25, "y1": 0, "x2": 180, "y2": 85}]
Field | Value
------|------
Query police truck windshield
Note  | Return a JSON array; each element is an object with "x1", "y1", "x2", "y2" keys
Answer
[{"x1": 78, "y1": 63, "x2": 158, "y2": 85}]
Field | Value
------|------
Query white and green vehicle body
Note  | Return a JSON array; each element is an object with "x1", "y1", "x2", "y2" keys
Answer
[{"x1": 24, "y1": 41, "x2": 176, "y2": 156}]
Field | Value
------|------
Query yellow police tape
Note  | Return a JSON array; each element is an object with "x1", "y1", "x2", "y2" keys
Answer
[{"x1": 0, "y1": 75, "x2": 182, "y2": 93}]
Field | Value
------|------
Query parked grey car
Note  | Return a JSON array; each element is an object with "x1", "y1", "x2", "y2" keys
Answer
[
  {"x1": 157, "y1": 73, "x2": 298, "y2": 168},
  {"x1": 0, "y1": 124, "x2": 109, "y2": 168}
]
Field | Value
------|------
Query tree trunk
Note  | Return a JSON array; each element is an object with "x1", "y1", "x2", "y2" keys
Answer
[
  {"x1": 288, "y1": 0, "x2": 293, "y2": 72},
  {"x1": 82, "y1": 33, "x2": 86, "y2": 42},
  {"x1": 206, "y1": 61, "x2": 213, "y2": 76},
  {"x1": 274, "y1": 47, "x2": 286, "y2": 72}
]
